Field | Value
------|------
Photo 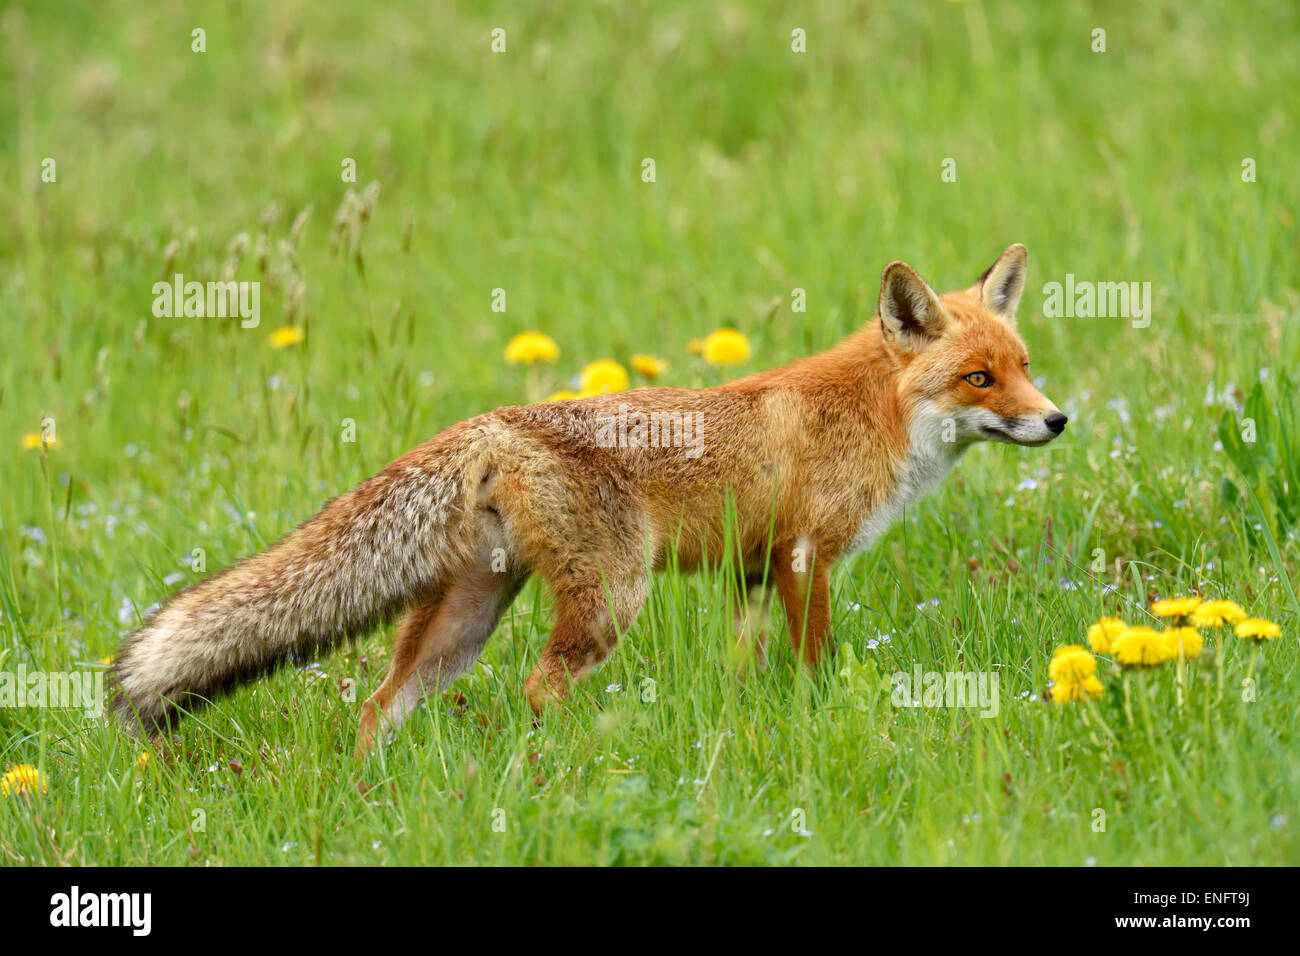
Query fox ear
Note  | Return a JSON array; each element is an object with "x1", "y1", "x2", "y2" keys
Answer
[
  {"x1": 977, "y1": 243, "x2": 1028, "y2": 324},
  {"x1": 878, "y1": 261, "x2": 947, "y2": 352}
]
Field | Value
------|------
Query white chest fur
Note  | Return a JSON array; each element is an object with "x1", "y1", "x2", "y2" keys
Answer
[{"x1": 847, "y1": 400, "x2": 966, "y2": 554}]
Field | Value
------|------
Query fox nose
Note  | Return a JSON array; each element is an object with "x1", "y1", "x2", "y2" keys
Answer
[{"x1": 1044, "y1": 412, "x2": 1068, "y2": 435}]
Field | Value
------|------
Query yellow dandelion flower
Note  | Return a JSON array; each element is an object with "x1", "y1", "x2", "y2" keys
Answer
[
  {"x1": 1, "y1": 764, "x2": 48, "y2": 797},
  {"x1": 136, "y1": 752, "x2": 151, "y2": 772},
  {"x1": 504, "y1": 332, "x2": 560, "y2": 365},
  {"x1": 631, "y1": 354, "x2": 669, "y2": 379},
  {"x1": 1151, "y1": 596, "x2": 1202, "y2": 619},
  {"x1": 1086, "y1": 618, "x2": 1128, "y2": 654},
  {"x1": 1049, "y1": 645, "x2": 1097, "y2": 683},
  {"x1": 702, "y1": 329, "x2": 751, "y2": 366},
  {"x1": 544, "y1": 390, "x2": 580, "y2": 402},
  {"x1": 1161, "y1": 626, "x2": 1203, "y2": 659},
  {"x1": 268, "y1": 325, "x2": 306, "y2": 349},
  {"x1": 687, "y1": 338, "x2": 705, "y2": 356},
  {"x1": 22, "y1": 430, "x2": 57, "y2": 451},
  {"x1": 1050, "y1": 676, "x2": 1104, "y2": 705},
  {"x1": 579, "y1": 360, "x2": 629, "y2": 395},
  {"x1": 1235, "y1": 618, "x2": 1281, "y2": 642},
  {"x1": 1112, "y1": 626, "x2": 1169, "y2": 667},
  {"x1": 1189, "y1": 600, "x2": 1248, "y2": 628}
]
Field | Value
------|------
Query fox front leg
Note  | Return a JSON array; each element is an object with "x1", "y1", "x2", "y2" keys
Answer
[{"x1": 772, "y1": 540, "x2": 835, "y2": 668}]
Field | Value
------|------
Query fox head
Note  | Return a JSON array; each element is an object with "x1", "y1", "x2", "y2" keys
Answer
[{"x1": 876, "y1": 243, "x2": 1067, "y2": 447}]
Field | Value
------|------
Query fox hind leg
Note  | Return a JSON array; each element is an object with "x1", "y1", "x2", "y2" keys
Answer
[
  {"x1": 391, "y1": 569, "x2": 527, "y2": 725},
  {"x1": 358, "y1": 568, "x2": 526, "y2": 756},
  {"x1": 525, "y1": 571, "x2": 647, "y2": 717}
]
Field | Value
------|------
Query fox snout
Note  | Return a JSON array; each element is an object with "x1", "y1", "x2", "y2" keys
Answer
[
  {"x1": 970, "y1": 398, "x2": 1068, "y2": 447},
  {"x1": 999, "y1": 407, "x2": 1067, "y2": 446}
]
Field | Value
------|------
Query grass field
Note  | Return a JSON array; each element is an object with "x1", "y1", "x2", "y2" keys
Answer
[{"x1": 2, "y1": 0, "x2": 1298, "y2": 866}]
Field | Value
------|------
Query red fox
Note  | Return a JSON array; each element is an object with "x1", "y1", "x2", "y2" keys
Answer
[{"x1": 112, "y1": 244, "x2": 1066, "y2": 754}]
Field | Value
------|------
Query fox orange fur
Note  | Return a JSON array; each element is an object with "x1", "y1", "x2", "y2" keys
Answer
[{"x1": 111, "y1": 244, "x2": 1067, "y2": 754}]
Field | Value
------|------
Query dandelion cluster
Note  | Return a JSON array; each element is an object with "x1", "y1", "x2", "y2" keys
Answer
[
  {"x1": 503, "y1": 329, "x2": 751, "y2": 402},
  {"x1": 1051, "y1": 595, "x2": 1283, "y2": 706}
]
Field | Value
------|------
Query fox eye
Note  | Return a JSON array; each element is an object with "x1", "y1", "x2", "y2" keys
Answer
[{"x1": 963, "y1": 371, "x2": 994, "y2": 388}]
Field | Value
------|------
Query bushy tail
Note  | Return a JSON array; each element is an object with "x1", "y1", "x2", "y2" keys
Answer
[{"x1": 111, "y1": 439, "x2": 478, "y2": 733}]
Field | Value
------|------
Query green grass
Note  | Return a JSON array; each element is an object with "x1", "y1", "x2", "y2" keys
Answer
[{"x1": 2, "y1": 0, "x2": 1298, "y2": 865}]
